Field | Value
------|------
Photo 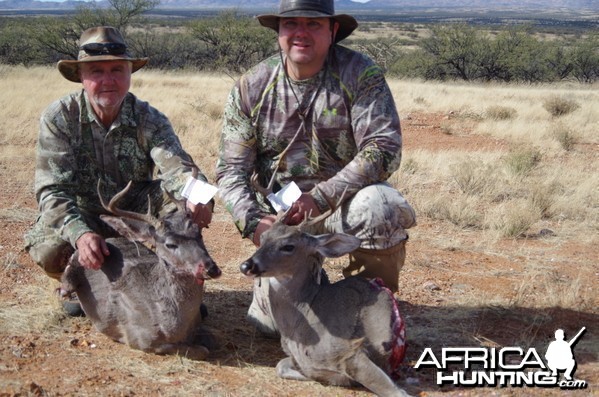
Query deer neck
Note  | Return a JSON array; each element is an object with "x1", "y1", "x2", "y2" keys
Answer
[
  {"x1": 154, "y1": 260, "x2": 202, "y2": 301},
  {"x1": 269, "y1": 255, "x2": 323, "y2": 317}
]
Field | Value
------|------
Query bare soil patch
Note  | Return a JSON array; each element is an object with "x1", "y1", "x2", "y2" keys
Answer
[{"x1": 0, "y1": 112, "x2": 596, "y2": 397}]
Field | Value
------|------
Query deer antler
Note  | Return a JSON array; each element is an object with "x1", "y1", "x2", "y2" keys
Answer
[
  {"x1": 299, "y1": 186, "x2": 349, "y2": 231},
  {"x1": 250, "y1": 171, "x2": 276, "y2": 199},
  {"x1": 97, "y1": 180, "x2": 161, "y2": 228},
  {"x1": 165, "y1": 159, "x2": 200, "y2": 213}
]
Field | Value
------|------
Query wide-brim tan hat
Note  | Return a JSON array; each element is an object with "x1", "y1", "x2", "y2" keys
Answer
[
  {"x1": 257, "y1": 0, "x2": 358, "y2": 43},
  {"x1": 58, "y1": 26, "x2": 148, "y2": 83}
]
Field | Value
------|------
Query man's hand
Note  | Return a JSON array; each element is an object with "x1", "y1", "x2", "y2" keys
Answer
[
  {"x1": 252, "y1": 214, "x2": 277, "y2": 247},
  {"x1": 251, "y1": 194, "x2": 321, "y2": 246},
  {"x1": 285, "y1": 193, "x2": 321, "y2": 225},
  {"x1": 75, "y1": 232, "x2": 109, "y2": 270},
  {"x1": 187, "y1": 200, "x2": 214, "y2": 229}
]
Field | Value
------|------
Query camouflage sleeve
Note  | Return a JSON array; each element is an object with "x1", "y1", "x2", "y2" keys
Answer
[
  {"x1": 35, "y1": 101, "x2": 94, "y2": 247},
  {"x1": 143, "y1": 105, "x2": 208, "y2": 200},
  {"x1": 311, "y1": 64, "x2": 402, "y2": 211},
  {"x1": 215, "y1": 84, "x2": 268, "y2": 239}
]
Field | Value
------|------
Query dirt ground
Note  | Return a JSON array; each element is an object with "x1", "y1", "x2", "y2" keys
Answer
[{"x1": 0, "y1": 112, "x2": 597, "y2": 397}]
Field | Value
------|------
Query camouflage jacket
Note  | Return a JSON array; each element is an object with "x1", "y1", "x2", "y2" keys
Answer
[
  {"x1": 216, "y1": 45, "x2": 402, "y2": 239},
  {"x1": 35, "y1": 90, "x2": 206, "y2": 246}
]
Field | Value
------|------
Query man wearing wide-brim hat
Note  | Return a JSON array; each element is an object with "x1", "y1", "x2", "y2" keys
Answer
[
  {"x1": 217, "y1": 0, "x2": 416, "y2": 330},
  {"x1": 25, "y1": 26, "x2": 214, "y2": 316}
]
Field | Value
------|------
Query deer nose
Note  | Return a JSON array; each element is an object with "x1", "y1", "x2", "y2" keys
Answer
[
  {"x1": 240, "y1": 259, "x2": 255, "y2": 275},
  {"x1": 206, "y1": 260, "x2": 221, "y2": 279}
]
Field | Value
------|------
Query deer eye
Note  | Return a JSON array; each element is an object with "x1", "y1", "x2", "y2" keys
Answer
[
  {"x1": 280, "y1": 244, "x2": 295, "y2": 253},
  {"x1": 165, "y1": 243, "x2": 178, "y2": 250}
]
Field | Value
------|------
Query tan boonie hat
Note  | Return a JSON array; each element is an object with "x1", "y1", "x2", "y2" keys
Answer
[
  {"x1": 57, "y1": 26, "x2": 148, "y2": 83},
  {"x1": 257, "y1": 0, "x2": 358, "y2": 43}
]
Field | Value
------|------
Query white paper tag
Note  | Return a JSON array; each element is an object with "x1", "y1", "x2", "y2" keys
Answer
[
  {"x1": 181, "y1": 177, "x2": 218, "y2": 205},
  {"x1": 266, "y1": 181, "x2": 302, "y2": 212}
]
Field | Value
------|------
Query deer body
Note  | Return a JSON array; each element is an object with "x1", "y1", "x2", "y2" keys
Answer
[
  {"x1": 61, "y1": 180, "x2": 220, "y2": 359},
  {"x1": 240, "y1": 222, "x2": 408, "y2": 397}
]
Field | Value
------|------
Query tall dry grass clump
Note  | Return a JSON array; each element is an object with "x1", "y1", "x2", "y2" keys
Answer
[{"x1": 542, "y1": 95, "x2": 580, "y2": 117}]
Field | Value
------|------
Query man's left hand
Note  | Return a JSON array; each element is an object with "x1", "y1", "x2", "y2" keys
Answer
[
  {"x1": 187, "y1": 200, "x2": 214, "y2": 228},
  {"x1": 285, "y1": 193, "x2": 321, "y2": 225}
]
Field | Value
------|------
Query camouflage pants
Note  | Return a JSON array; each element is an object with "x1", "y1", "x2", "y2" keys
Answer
[
  {"x1": 247, "y1": 183, "x2": 415, "y2": 335},
  {"x1": 309, "y1": 182, "x2": 416, "y2": 250},
  {"x1": 24, "y1": 180, "x2": 175, "y2": 280}
]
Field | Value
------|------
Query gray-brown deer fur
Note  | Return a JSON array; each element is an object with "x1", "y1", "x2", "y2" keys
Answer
[
  {"x1": 240, "y1": 220, "x2": 409, "y2": 397},
  {"x1": 61, "y1": 181, "x2": 221, "y2": 359}
]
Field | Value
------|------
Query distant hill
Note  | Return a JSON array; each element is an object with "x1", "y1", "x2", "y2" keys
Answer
[{"x1": 0, "y1": 0, "x2": 597, "y2": 12}]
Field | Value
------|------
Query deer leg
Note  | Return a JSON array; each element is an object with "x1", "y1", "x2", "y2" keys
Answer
[
  {"x1": 247, "y1": 277, "x2": 279, "y2": 338},
  {"x1": 60, "y1": 263, "x2": 81, "y2": 296},
  {"x1": 276, "y1": 357, "x2": 310, "y2": 381},
  {"x1": 192, "y1": 325, "x2": 218, "y2": 351},
  {"x1": 345, "y1": 350, "x2": 411, "y2": 397}
]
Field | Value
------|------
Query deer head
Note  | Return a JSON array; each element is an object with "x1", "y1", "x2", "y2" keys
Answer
[
  {"x1": 97, "y1": 178, "x2": 221, "y2": 284},
  {"x1": 242, "y1": 173, "x2": 359, "y2": 279}
]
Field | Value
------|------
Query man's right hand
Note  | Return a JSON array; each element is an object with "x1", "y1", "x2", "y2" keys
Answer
[
  {"x1": 252, "y1": 215, "x2": 277, "y2": 247},
  {"x1": 75, "y1": 232, "x2": 110, "y2": 270}
]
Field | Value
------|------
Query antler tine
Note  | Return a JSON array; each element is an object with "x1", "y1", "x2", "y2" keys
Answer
[
  {"x1": 97, "y1": 179, "x2": 161, "y2": 228},
  {"x1": 298, "y1": 208, "x2": 333, "y2": 230},
  {"x1": 181, "y1": 159, "x2": 199, "y2": 180},
  {"x1": 299, "y1": 186, "x2": 349, "y2": 230},
  {"x1": 165, "y1": 159, "x2": 199, "y2": 213},
  {"x1": 250, "y1": 171, "x2": 276, "y2": 199}
]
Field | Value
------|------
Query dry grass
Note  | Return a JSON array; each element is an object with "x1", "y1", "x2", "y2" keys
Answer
[{"x1": 1, "y1": 65, "x2": 597, "y2": 396}]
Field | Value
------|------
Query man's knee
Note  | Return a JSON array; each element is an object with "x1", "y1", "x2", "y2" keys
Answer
[
  {"x1": 27, "y1": 239, "x2": 74, "y2": 280},
  {"x1": 338, "y1": 183, "x2": 415, "y2": 249}
]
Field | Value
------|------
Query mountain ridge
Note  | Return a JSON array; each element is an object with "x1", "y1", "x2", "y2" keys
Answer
[{"x1": 0, "y1": 0, "x2": 597, "y2": 11}]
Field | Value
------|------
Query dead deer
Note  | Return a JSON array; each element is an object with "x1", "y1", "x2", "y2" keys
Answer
[
  {"x1": 240, "y1": 175, "x2": 409, "y2": 397},
  {"x1": 60, "y1": 177, "x2": 221, "y2": 359}
]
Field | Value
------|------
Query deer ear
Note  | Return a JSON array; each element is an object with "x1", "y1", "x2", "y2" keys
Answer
[
  {"x1": 313, "y1": 233, "x2": 361, "y2": 258},
  {"x1": 100, "y1": 215, "x2": 155, "y2": 244}
]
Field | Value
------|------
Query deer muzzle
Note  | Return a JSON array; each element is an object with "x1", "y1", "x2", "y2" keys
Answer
[
  {"x1": 240, "y1": 258, "x2": 262, "y2": 277},
  {"x1": 195, "y1": 260, "x2": 221, "y2": 285}
]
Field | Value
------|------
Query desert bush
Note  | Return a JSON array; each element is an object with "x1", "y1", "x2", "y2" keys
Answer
[
  {"x1": 528, "y1": 182, "x2": 558, "y2": 218},
  {"x1": 503, "y1": 147, "x2": 542, "y2": 177},
  {"x1": 419, "y1": 24, "x2": 482, "y2": 81},
  {"x1": 128, "y1": 30, "x2": 207, "y2": 69},
  {"x1": 0, "y1": 19, "x2": 49, "y2": 65},
  {"x1": 485, "y1": 105, "x2": 517, "y2": 121},
  {"x1": 187, "y1": 10, "x2": 276, "y2": 73},
  {"x1": 450, "y1": 159, "x2": 497, "y2": 196},
  {"x1": 570, "y1": 33, "x2": 599, "y2": 83},
  {"x1": 549, "y1": 122, "x2": 577, "y2": 151},
  {"x1": 542, "y1": 95, "x2": 580, "y2": 117},
  {"x1": 444, "y1": 198, "x2": 483, "y2": 229},
  {"x1": 421, "y1": 194, "x2": 482, "y2": 229},
  {"x1": 486, "y1": 199, "x2": 541, "y2": 238},
  {"x1": 352, "y1": 36, "x2": 405, "y2": 73}
]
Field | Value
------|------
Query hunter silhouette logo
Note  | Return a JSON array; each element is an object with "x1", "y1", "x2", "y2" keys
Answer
[
  {"x1": 545, "y1": 327, "x2": 586, "y2": 382},
  {"x1": 414, "y1": 326, "x2": 588, "y2": 389}
]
